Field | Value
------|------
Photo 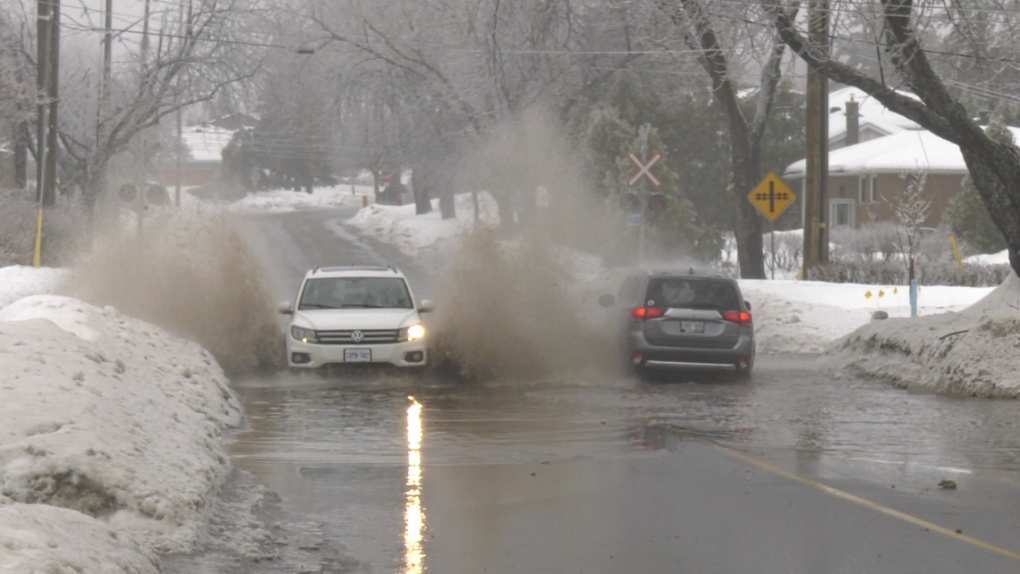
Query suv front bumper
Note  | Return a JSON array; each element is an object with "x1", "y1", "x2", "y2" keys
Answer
[{"x1": 287, "y1": 337, "x2": 428, "y2": 369}]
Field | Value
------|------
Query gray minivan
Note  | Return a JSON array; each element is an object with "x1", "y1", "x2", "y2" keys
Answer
[{"x1": 599, "y1": 270, "x2": 755, "y2": 377}]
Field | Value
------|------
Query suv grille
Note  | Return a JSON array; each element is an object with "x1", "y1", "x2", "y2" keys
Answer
[{"x1": 316, "y1": 329, "x2": 401, "y2": 345}]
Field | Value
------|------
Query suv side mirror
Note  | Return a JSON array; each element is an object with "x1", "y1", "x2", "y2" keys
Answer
[
  {"x1": 278, "y1": 301, "x2": 293, "y2": 315},
  {"x1": 419, "y1": 299, "x2": 436, "y2": 313},
  {"x1": 744, "y1": 301, "x2": 752, "y2": 311},
  {"x1": 598, "y1": 294, "x2": 616, "y2": 308}
]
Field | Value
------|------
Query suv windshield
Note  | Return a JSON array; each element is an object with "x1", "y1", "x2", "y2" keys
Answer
[
  {"x1": 299, "y1": 277, "x2": 413, "y2": 310},
  {"x1": 645, "y1": 278, "x2": 739, "y2": 310}
]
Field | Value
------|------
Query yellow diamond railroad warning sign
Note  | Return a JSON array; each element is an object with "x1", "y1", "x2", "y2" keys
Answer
[{"x1": 748, "y1": 172, "x2": 797, "y2": 221}]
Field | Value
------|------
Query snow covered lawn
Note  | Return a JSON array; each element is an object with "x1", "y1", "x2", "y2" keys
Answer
[
  {"x1": 0, "y1": 267, "x2": 245, "y2": 570},
  {"x1": 345, "y1": 192, "x2": 499, "y2": 258},
  {"x1": 176, "y1": 183, "x2": 376, "y2": 214},
  {"x1": 740, "y1": 279, "x2": 993, "y2": 355},
  {"x1": 226, "y1": 183, "x2": 375, "y2": 213}
]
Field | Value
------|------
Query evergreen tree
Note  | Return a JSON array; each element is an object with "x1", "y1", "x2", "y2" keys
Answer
[{"x1": 946, "y1": 116, "x2": 1012, "y2": 254}]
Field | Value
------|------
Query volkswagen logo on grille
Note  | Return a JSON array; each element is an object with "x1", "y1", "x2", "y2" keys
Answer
[{"x1": 351, "y1": 330, "x2": 365, "y2": 343}]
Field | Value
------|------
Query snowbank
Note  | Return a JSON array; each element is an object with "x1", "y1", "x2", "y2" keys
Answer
[
  {"x1": 0, "y1": 501, "x2": 160, "y2": 573},
  {"x1": 0, "y1": 295, "x2": 243, "y2": 567},
  {"x1": 0, "y1": 265, "x2": 68, "y2": 309},
  {"x1": 833, "y1": 273, "x2": 1020, "y2": 397},
  {"x1": 345, "y1": 192, "x2": 500, "y2": 257}
]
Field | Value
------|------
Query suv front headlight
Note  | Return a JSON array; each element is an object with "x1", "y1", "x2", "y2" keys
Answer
[
  {"x1": 291, "y1": 326, "x2": 318, "y2": 343},
  {"x1": 400, "y1": 324, "x2": 426, "y2": 342}
]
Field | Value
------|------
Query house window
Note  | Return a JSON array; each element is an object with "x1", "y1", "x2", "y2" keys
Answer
[
  {"x1": 831, "y1": 199, "x2": 856, "y2": 228},
  {"x1": 859, "y1": 176, "x2": 867, "y2": 203},
  {"x1": 870, "y1": 176, "x2": 878, "y2": 203}
]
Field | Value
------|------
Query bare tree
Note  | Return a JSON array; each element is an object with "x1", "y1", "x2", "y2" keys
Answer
[
  {"x1": 766, "y1": 0, "x2": 1020, "y2": 277},
  {"x1": 655, "y1": 0, "x2": 797, "y2": 279},
  {"x1": 6, "y1": 0, "x2": 268, "y2": 212},
  {"x1": 310, "y1": 0, "x2": 638, "y2": 225}
]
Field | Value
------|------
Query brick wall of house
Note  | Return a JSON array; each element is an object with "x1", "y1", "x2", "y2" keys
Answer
[
  {"x1": 156, "y1": 163, "x2": 220, "y2": 188},
  {"x1": 822, "y1": 172, "x2": 965, "y2": 229}
]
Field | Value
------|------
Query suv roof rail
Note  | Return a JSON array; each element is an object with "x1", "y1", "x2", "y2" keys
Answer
[{"x1": 315, "y1": 265, "x2": 399, "y2": 274}]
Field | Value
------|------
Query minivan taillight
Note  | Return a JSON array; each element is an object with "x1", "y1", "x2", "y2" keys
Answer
[
  {"x1": 631, "y1": 307, "x2": 667, "y2": 321},
  {"x1": 722, "y1": 310, "x2": 752, "y2": 325}
]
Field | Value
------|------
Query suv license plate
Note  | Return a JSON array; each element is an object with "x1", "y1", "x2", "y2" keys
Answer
[
  {"x1": 345, "y1": 349, "x2": 372, "y2": 362},
  {"x1": 681, "y1": 321, "x2": 705, "y2": 333}
]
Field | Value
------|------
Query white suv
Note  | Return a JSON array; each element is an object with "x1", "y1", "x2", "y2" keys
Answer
[{"x1": 279, "y1": 266, "x2": 434, "y2": 370}]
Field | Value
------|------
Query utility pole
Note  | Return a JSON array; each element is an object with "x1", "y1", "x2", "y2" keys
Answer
[
  {"x1": 33, "y1": 0, "x2": 54, "y2": 266},
  {"x1": 136, "y1": 0, "x2": 151, "y2": 236},
  {"x1": 44, "y1": 0, "x2": 59, "y2": 207},
  {"x1": 101, "y1": 0, "x2": 112, "y2": 111},
  {"x1": 802, "y1": 0, "x2": 829, "y2": 278},
  {"x1": 175, "y1": 0, "x2": 184, "y2": 207}
]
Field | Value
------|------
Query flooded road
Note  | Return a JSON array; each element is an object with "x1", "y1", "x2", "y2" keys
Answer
[{"x1": 208, "y1": 354, "x2": 1020, "y2": 573}]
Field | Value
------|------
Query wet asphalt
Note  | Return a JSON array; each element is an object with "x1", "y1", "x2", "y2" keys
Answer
[{"x1": 166, "y1": 208, "x2": 1020, "y2": 573}]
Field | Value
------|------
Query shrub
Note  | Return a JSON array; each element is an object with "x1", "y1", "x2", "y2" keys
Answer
[{"x1": 0, "y1": 189, "x2": 90, "y2": 267}]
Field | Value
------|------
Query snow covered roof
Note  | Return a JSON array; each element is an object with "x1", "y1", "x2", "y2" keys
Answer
[
  {"x1": 786, "y1": 126, "x2": 1020, "y2": 177},
  {"x1": 828, "y1": 86, "x2": 921, "y2": 143},
  {"x1": 180, "y1": 125, "x2": 235, "y2": 163}
]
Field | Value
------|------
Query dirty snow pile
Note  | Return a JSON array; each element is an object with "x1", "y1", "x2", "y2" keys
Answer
[
  {"x1": 832, "y1": 272, "x2": 1020, "y2": 397},
  {"x1": 0, "y1": 291, "x2": 244, "y2": 571},
  {"x1": 345, "y1": 192, "x2": 500, "y2": 258}
]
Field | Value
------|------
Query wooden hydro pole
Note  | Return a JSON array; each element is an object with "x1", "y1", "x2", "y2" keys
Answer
[{"x1": 802, "y1": 0, "x2": 829, "y2": 278}]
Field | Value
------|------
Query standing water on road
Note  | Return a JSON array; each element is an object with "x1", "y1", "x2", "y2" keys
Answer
[{"x1": 170, "y1": 355, "x2": 1020, "y2": 572}]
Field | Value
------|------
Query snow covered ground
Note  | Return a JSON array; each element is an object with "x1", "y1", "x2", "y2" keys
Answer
[
  {"x1": 0, "y1": 268, "x2": 249, "y2": 571},
  {"x1": 965, "y1": 248, "x2": 1009, "y2": 266},
  {"x1": 173, "y1": 183, "x2": 376, "y2": 214},
  {"x1": 345, "y1": 192, "x2": 500, "y2": 258},
  {"x1": 225, "y1": 183, "x2": 375, "y2": 214}
]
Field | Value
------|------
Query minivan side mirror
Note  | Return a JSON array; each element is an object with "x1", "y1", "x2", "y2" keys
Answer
[
  {"x1": 598, "y1": 294, "x2": 616, "y2": 308},
  {"x1": 419, "y1": 299, "x2": 436, "y2": 313},
  {"x1": 278, "y1": 301, "x2": 293, "y2": 315},
  {"x1": 744, "y1": 301, "x2": 752, "y2": 311}
]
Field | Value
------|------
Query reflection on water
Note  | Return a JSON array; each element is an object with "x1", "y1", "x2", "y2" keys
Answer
[{"x1": 405, "y1": 396, "x2": 426, "y2": 574}]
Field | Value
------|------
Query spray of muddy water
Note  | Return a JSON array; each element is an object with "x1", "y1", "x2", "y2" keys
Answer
[
  {"x1": 60, "y1": 210, "x2": 284, "y2": 378},
  {"x1": 428, "y1": 108, "x2": 625, "y2": 382}
]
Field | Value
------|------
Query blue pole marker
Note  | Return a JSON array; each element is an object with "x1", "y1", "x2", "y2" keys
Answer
[{"x1": 909, "y1": 279, "x2": 918, "y2": 317}]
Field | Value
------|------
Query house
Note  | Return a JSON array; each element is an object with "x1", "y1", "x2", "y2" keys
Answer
[
  {"x1": 156, "y1": 124, "x2": 237, "y2": 188},
  {"x1": 785, "y1": 125, "x2": 1017, "y2": 230},
  {"x1": 155, "y1": 113, "x2": 259, "y2": 188},
  {"x1": 770, "y1": 86, "x2": 922, "y2": 229},
  {"x1": 826, "y1": 86, "x2": 921, "y2": 150},
  {"x1": 781, "y1": 86, "x2": 1000, "y2": 230}
]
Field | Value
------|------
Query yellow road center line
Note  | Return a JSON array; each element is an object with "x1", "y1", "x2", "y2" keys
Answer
[{"x1": 653, "y1": 424, "x2": 1020, "y2": 562}]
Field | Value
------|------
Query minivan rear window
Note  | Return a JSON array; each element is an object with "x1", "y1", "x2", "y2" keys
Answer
[{"x1": 644, "y1": 278, "x2": 739, "y2": 310}]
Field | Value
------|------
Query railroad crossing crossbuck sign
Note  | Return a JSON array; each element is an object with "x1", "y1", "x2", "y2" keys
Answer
[
  {"x1": 748, "y1": 172, "x2": 796, "y2": 221},
  {"x1": 627, "y1": 152, "x2": 662, "y2": 188}
]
